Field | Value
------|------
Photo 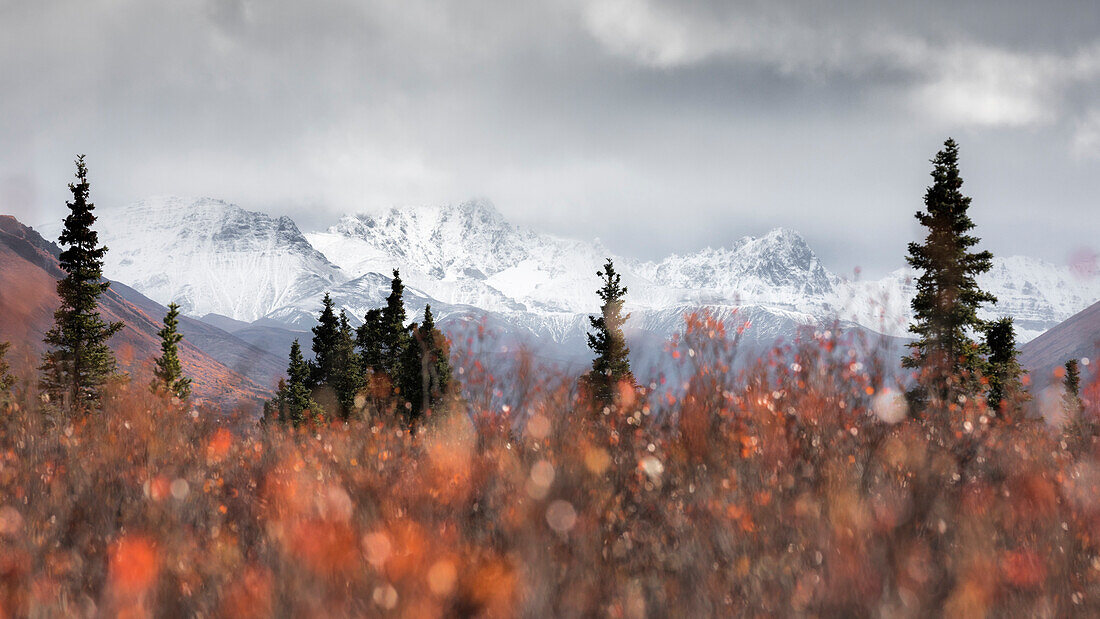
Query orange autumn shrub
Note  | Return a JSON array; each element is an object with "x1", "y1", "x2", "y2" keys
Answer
[{"x1": 0, "y1": 311, "x2": 1097, "y2": 616}]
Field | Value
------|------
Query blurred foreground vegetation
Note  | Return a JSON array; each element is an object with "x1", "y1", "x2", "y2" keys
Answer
[{"x1": 1, "y1": 314, "x2": 1097, "y2": 617}]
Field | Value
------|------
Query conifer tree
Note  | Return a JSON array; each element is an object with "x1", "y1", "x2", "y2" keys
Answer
[
  {"x1": 380, "y1": 270, "x2": 409, "y2": 378},
  {"x1": 583, "y1": 258, "x2": 634, "y2": 405},
  {"x1": 268, "y1": 340, "x2": 324, "y2": 426},
  {"x1": 357, "y1": 308, "x2": 384, "y2": 372},
  {"x1": 983, "y1": 317, "x2": 1026, "y2": 415},
  {"x1": 398, "y1": 321, "x2": 424, "y2": 424},
  {"x1": 330, "y1": 310, "x2": 363, "y2": 419},
  {"x1": 398, "y1": 305, "x2": 452, "y2": 424},
  {"x1": 902, "y1": 139, "x2": 995, "y2": 405},
  {"x1": 310, "y1": 293, "x2": 340, "y2": 387},
  {"x1": 152, "y1": 303, "x2": 192, "y2": 400},
  {"x1": 419, "y1": 305, "x2": 451, "y2": 406},
  {"x1": 40, "y1": 156, "x2": 124, "y2": 412}
]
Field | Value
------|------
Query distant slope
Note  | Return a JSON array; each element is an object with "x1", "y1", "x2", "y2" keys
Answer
[
  {"x1": 40, "y1": 197, "x2": 349, "y2": 322},
  {"x1": 43, "y1": 196, "x2": 1097, "y2": 373},
  {"x1": 0, "y1": 215, "x2": 277, "y2": 406},
  {"x1": 1019, "y1": 300, "x2": 1100, "y2": 388},
  {"x1": 111, "y1": 284, "x2": 285, "y2": 391}
]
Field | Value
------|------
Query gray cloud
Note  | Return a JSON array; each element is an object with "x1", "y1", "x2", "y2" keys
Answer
[{"x1": 1, "y1": 0, "x2": 1097, "y2": 277}]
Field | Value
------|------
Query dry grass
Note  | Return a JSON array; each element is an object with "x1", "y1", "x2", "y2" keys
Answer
[{"x1": 0, "y1": 312, "x2": 1097, "y2": 617}]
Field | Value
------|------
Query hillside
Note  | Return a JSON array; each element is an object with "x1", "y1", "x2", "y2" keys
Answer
[
  {"x1": 0, "y1": 215, "x2": 279, "y2": 406},
  {"x1": 1019, "y1": 299, "x2": 1100, "y2": 388}
]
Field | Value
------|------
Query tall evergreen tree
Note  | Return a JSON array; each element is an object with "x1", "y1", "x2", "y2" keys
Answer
[
  {"x1": 40, "y1": 156, "x2": 124, "y2": 412},
  {"x1": 310, "y1": 293, "x2": 340, "y2": 387},
  {"x1": 398, "y1": 305, "x2": 452, "y2": 425},
  {"x1": 419, "y1": 305, "x2": 452, "y2": 406},
  {"x1": 380, "y1": 270, "x2": 409, "y2": 378},
  {"x1": 152, "y1": 303, "x2": 192, "y2": 400},
  {"x1": 267, "y1": 340, "x2": 324, "y2": 426},
  {"x1": 983, "y1": 317, "x2": 1025, "y2": 415},
  {"x1": 330, "y1": 310, "x2": 363, "y2": 419},
  {"x1": 583, "y1": 258, "x2": 634, "y2": 405},
  {"x1": 902, "y1": 139, "x2": 995, "y2": 405},
  {"x1": 398, "y1": 321, "x2": 424, "y2": 423},
  {"x1": 357, "y1": 308, "x2": 385, "y2": 372}
]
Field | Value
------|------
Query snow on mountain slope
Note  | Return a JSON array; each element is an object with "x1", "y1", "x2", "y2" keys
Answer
[
  {"x1": 835, "y1": 256, "x2": 1100, "y2": 343},
  {"x1": 978, "y1": 256, "x2": 1100, "y2": 341},
  {"x1": 43, "y1": 197, "x2": 349, "y2": 322},
  {"x1": 65, "y1": 195, "x2": 1098, "y2": 359},
  {"x1": 306, "y1": 199, "x2": 656, "y2": 314},
  {"x1": 303, "y1": 201, "x2": 1097, "y2": 347},
  {"x1": 638, "y1": 228, "x2": 836, "y2": 303}
]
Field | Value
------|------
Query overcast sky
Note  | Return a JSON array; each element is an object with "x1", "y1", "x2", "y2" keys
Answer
[{"x1": 2, "y1": 0, "x2": 1098, "y2": 277}]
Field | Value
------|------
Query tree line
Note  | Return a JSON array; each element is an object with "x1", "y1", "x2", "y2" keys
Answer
[
  {"x1": 262, "y1": 274, "x2": 452, "y2": 429},
  {"x1": 1, "y1": 143, "x2": 1091, "y2": 447}
]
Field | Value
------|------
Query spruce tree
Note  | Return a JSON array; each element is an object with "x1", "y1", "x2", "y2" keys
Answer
[
  {"x1": 269, "y1": 340, "x2": 324, "y2": 426},
  {"x1": 584, "y1": 258, "x2": 634, "y2": 405},
  {"x1": 357, "y1": 308, "x2": 384, "y2": 372},
  {"x1": 902, "y1": 139, "x2": 995, "y2": 405},
  {"x1": 40, "y1": 156, "x2": 124, "y2": 412},
  {"x1": 310, "y1": 293, "x2": 340, "y2": 387},
  {"x1": 398, "y1": 321, "x2": 424, "y2": 424},
  {"x1": 398, "y1": 305, "x2": 452, "y2": 425},
  {"x1": 152, "y1": 303, "x2": 192, "y2": 400},
  {"x1": 330, "y1": 310, "x2": 363, "y2": 419},
  {"x1": 380, "y1": 270, "x2": 409, "y2": 379},
  {"x1": 983, "y1": 317, "x2": 1025, "y2": 415},
  {"x1": 419, "y1": 305, "x2": 451, "y2": 406}
]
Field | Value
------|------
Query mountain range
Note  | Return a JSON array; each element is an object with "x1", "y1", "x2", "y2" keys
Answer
[{"x1": 26, "y1": 196, "x2": 1100, "y2": 391}]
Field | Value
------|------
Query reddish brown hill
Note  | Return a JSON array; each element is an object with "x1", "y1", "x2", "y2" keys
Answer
[
  {"x1": 0, "y1": 215, "x2": 269, "y2": 408},
  {"x1": 1019, "y1": 299, "x2": 1100, "y2": 388}
]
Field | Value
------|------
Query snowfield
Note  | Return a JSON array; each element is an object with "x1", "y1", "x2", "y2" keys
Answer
[{"x1": 46, "y1": 196, "x2": 1100, "y2": 361}]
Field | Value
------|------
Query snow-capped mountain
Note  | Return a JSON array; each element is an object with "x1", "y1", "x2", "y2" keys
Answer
[
  {"x1": 306, "y1": 199, "x2": 644, "y2": 314},
  {"x1": 61, "y1": 196, "x2": 1100, "y2": 370},
  {"x1": 639, "y1": 228, "x2": 835, "y2": 301},
  {"x1": 835, "y1": 257, "x2": 1100, "y2": 343},
  {"x1": 41, "y1": 197, "x2": 349, "y2": 322}
]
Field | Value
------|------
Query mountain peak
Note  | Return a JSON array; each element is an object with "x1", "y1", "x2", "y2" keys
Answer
[{"x1": 66, "y1": 196, "x2": 348, "y2": 322}]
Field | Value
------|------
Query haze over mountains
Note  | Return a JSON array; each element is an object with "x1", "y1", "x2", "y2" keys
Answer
[
  {"x1": 44, "y1": 195, "x2": 1095, "y2": 336},
  {"x1": 15, "y1": 194, "x2": 1098, "y2": 400}
]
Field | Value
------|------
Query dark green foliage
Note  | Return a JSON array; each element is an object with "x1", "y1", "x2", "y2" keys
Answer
[
  {"x1": 330, "y1": 310, "x2": 364, "y2": 419},
  {"x1": 152, "y1": 303, "x2": 192, "y2": 400},
  {"x1": 305, "y1": 296, "x2": 363, "y2": 420},
  {"x1": 40, "y1": 156, "x2": 124, "y2": 412},
  {"x1": 983, "y1": 317, "x2": 1026, "y2": 414},
  {"x1": 380, "y1": 270, "x2": 409, "y2": 379},
  {"x1": 398, "y1": 321, "x2": 423, "y2": 423},
  {"x1": 357, "y1": 308, "x2": 385, "y2": 372},
  {"x1": 267, "y1": 340, "x2": 324, "y2": 426},
  {"x1": 310, "y1": 293, "x2": 340, "y2": 387},
  {"x1": 584, "y1": 258, "x2": 634, "y2": 405},
  {"x1": 419, "y1": 305, "x2": 451, "y2": 404},
  {"x1": 398, "y1": 305, "x2": 452, "y2": 425},
  {"x1": 902, "y1": 139, "x2": 995, "y2": 405},
  {"x1": 0, "y1": 342, "x2": 14, "y2": 396}
]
